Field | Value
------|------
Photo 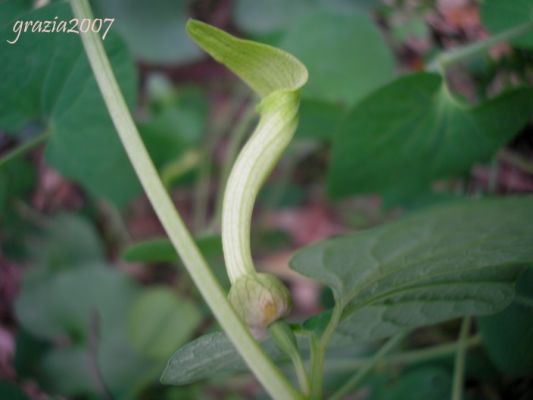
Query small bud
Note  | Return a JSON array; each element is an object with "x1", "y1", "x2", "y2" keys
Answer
[{"x1": 228, "y1": 273, "x2": 292, "y2": 336}]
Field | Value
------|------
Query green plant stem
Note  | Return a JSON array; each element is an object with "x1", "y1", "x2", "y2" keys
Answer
[
  {"x1": 308, "y1": 333, "x2": 322, "y2": 400},
  {"x1": 193, "y1": 104, "x2": 231, "y2": 232},
  {"x1": 452, "y1": 316, "x2": 472, "y2": 400},
  {"x1": 70, "y1": 2, "x2": 301, "y2": 399},
  {"x1": 269, "y1": 322, "x2": 310, "y2": 395},
  {"x1": 430, "y1": 20, "x2": 533, "y2": 71},
  {"x1": 0, "y1": 130, "x2": 50, "y2": 168},
  {"x1": 161, "y1": 149, "x2": 201, "y2": 189},
  {"x1": 96, "y1": 199, "x2": 131, "y2": 250},
  {"x1": 330, "y1": 331, "x2": 408, "y2": 400},
  {"x1": 192, "y1": 153, "x2": 210, "y2": 233},
  {"x1": 208, "y1": 102, "x2": 257, "y2": 233},
  {"x1": 87, "y1": 312, "x2": 113, "y2": 400},
  {"x1": 309, "y1": 304, "x2": 343, "y2": 399},
  {"x1": 321, "y1": 335, "x2": 482, "y2": 373},
  {"x1": 292, "y1": 352, "x2": 311, "y2": 396},
  {"x1": 193, "y1": 92, "x2": 249, "y2": 233}
]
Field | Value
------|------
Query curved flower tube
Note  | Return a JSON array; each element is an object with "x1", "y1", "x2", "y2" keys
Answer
[{"x1": 187, "y1": 20, "x2": 308, "y2": 332}]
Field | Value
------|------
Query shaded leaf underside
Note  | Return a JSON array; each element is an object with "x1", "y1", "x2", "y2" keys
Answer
[{"x1": 291, "y1": 197, "x2": 533, "y2": 342}]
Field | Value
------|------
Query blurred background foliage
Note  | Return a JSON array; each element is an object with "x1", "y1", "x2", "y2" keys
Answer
[{"x1": 0, "y1": 0, "x2": 532, "y2": 399}]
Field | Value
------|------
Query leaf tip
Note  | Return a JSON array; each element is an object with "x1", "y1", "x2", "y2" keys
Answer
[
  {"x1": 185, "y1": 18, "x2": 204, "y2": 36},
  {"x1": 186, "y1": 18, "x2": 223, "y2": 46},
  {"x1": 159, "y1": 368, "x2": 172, "y2": 385},
  {"x1": 160, "y1": 354, "x2": 181, "y2": 385}
]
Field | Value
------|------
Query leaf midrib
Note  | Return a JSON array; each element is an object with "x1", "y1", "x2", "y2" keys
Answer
[
  {"x1": 341, "y1": 268, "x2": 520, "y2": 323},
  {"x1": 337, "y1": 227, "x2": 529, "y2": 307}
]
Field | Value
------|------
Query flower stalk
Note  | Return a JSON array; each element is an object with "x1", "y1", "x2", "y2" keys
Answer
[{"x1": 186, "y1": 20, "x2": 308, "y2": 333}]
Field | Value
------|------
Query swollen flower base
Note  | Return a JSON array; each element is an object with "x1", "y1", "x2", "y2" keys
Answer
[{"x1": 229, "y1": 273, "x2": 292, "y2": 337}]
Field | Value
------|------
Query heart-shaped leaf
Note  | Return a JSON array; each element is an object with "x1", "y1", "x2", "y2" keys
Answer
[
  {"x1": 233, "y1": 0, "x2": 312, "y2": 36},
  {"x1": 94, "y1": 0, "x2": 202, "y2": 64},
  {"x1": 291, "y1": 197, "x2": 533, "y2": 343},
  {"x1": 0, "y1": 3, "x2": 140, "y2": 206},
  {"x1": 327, "y1": 73, "x2": 533, "y2": 201},
  {"x1": 280, "y1": 10, "x2": 395, "y2": 106}
]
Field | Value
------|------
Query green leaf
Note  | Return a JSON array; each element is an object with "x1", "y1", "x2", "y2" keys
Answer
[
  {"x1": 11, "y1": 214, "x2": 162, "y2": 394},
  {"x1": 25, "y1": 213, "x2": 105, "y2": 272},
  {"x1": 0, "y1": 381, "x2": 30, "y2": 400},
  {"x1": 0, "y1": 0, "x2": 32, "y2": 29},
  {"x1": 122, "y1": 235, "x2": 230, "y2": 289},
  {"x1": 480, "y1": 0, "x2": 533, "y2": 48},
  {"x1": 41, "y1": 347, "x2": 95, "y2": 395},
  {"x1": 233, "y1": 0, "x2": 378, "y2": 37},
  {"x1": 327, "y1": 73, "x2": 533, "y2": 200},
  {"x1": 14, "y1": 329, "x2": 50, "y2": 379},
  {"x1": 0, "y1": 3, "x2": 140, "y2": 206},
  {"x1": 0, "y1": 157, "x2": 36, "y2": 258},
  {"x1": 0, "y1": 157, "x2": 35, "y2": 218},
  {"x1": 41, "y1": 324, "x2": 160, "y2": 397},
  {"x1": 161, "y1": 325, "x2": 381, "y2": 386},
  {"x1": 15, "y1": 265, "x2": 160, "y2": 396},
  {"x1": 98, "y1": 322, "x2": 161, "y2": 398},
  {"x1": 161, "y1": 326, "x2": 364, "y2": 386},
  {"x1": 295, "y1": 99, "x2": 345, "y2": 140},
  {"x1": 160, "y1": 331, "x2": 286, "y2": 385},
  {"x1": 316, "y1": 0, "x2": 379, "y2": 13},
  {"x1": 123, "y1": 237, "x2": 178, "y2": 263},
  {"x1": 122, "y1": 235, "x2": 221, "y2": 264},
  {"x1": 280, "y1": 10, "x2": 395, "y2": 106},
  {"x1": 139, "y1": 88, "x2": 208, "y2": 171},
  {"x1": 15, "y1": 266, "x2": 139, "y2": 341},
  {"x1": 128, "y1": 288, "x2": 203, "y2": 360},
  {"x1": 367, "y1": 367, "x2": 451, "y2": 400},
  {"x1": 93, "y1": 0, "x2": 201, "y2": 64},
  {"x1": 233, "y1": 0, "x2": 312, "y2": 35},
  {"x1": 290, "y1": 197, "x2": 533, "y2": 343},
  {"x1": 478, "y1": 268, "x2": 533, "y2": 376}
]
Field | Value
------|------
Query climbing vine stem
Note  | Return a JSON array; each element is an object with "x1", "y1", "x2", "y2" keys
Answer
[
  {"x1": 331, "y1": 331, "x2": 408, "y2": 400},
  {"x1": 309, "y1": 303, "x2": 343, "y2": 399},
  {"x1": 429, "y1": 20, "x2": 533, "y2": 72},
  {"x1": 0, "y1": 130, "x2": 50, "y2": 168},
  {"x1": 452, "y1": 316, "x2": 472, "y2": 400}
]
